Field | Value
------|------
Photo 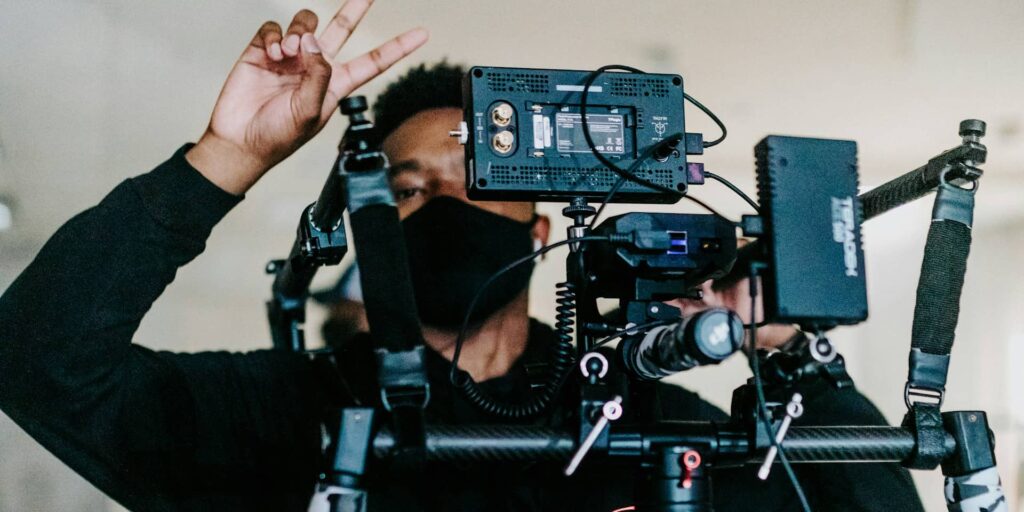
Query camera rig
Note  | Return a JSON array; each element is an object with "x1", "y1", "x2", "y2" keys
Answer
[{"x1": 265, "y1": 65, "x2": 1004, "y2": 512}]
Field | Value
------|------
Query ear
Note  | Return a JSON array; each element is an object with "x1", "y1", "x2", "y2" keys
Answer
[
  {"x1": 532, "y1": 214, "x2": 551, "y2": 246},
  {"x1": 717, "y1": 276, "x2": 755, "y2": 323}
]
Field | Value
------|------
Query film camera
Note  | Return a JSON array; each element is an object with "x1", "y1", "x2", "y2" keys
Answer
[{"x1": 265, "y1": 64, "x2": 1002, "y2": 511}]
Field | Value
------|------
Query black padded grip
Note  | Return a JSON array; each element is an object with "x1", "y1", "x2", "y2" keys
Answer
[
  {"x1": 911, "y1": 220, "x2": 971, "y2": 357},
  {"x1": 349, "y1": 204, "x2": 424, "y2": 353}
]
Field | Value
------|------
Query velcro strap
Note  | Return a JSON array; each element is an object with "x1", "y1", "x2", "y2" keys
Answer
[
  {"x1": 932, "y1": 181, "x2": 974, "y2": 227},
  {"x1": 374, "y1": 346, "x2": 428, "y2": 477},
  {"x1": 902, "y1": 404, "x2": 947, "y2": 470},
  {"x1": 913, "y1": 348, "x2": 950, "y2": 399},
  {"x1": 376, "y1": 347, "x2": 428, "y2": 391}
]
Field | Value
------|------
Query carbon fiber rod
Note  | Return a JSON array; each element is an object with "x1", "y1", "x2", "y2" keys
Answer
[
  {"x1": 782, "y1": 426, "x2": 953, "y2": 463},
  {"x1": 373, "y1": 425, "x2": 952, "y2": 464},
  {"x1": 859, "y1": 119, "x2": 985, "y2": 221},
  {"x1": 374, "y1": 425, "x2": 575, "y2": 462}
]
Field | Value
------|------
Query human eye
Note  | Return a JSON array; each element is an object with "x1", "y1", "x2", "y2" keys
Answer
[{"x1": 394, "y1": 187, "x2": 424, "y2": 202}]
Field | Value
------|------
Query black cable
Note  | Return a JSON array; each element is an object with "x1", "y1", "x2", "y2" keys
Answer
[
  {"x1": 580, "y1": 66, "x2": 738, "y2": 227},
  {"x1": 449, "y1": 235, "x2": 610, "y2": 387},
  {"x1": 590, "y1": 319, "x2": 676, "y2": 350},
  {"x1": 586, "y1": 152, "x2": 739, "y2": 228},
  {"x1": 682, "y1": 195, "x2": 736, "y2": 224},
  {"x1": 588, "y1": 139, "x2": 668, "y2": 229},
  {"x1": 450, "y1": 236, "x2": 617, "y2": 419},
  {"x1": 747, "y1": 266, "x2": 812, "y2": 512},
  {"x1": 705, "y1": 171, "x2": 760, "y2": 213},
  {"x1": 683, "y1": 92, "x2": 727, "y2": 148},
  {"x1": 591, "y1": 179, "x2": 737, "y2": 227},
  {"x1": 580, "y1": 65, "x2": 686, "y2": 197},
  {"x1": 589, "y1": 176, "x2": 628, "y2": 230},
  {"x1": 589, "y1": 148, "x2": 738, "y2": 228}
]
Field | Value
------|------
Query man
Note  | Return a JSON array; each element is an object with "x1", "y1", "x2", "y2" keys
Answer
[{"x1": 0, "y1": 3, "x2": 922, "y2": 511}]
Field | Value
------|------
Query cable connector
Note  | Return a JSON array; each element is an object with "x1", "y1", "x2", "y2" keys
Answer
[
  {"x1": 740, "y1": 215, "x2": 764, "y2": 237},
  {"x1": 608, "y1": 231, "x2": 675, "y2": 251},
  {"x1": 684, "y1": 132, "x2": 704, "y2": 155},
  {"x1": 653, "y1": 134, "x2": 683, "y2": 161},
  {"x1": 687, "y1": 162, "x2": 706, "y2": 185}
]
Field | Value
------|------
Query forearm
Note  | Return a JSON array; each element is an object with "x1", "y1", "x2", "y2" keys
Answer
[
  {"x1": 186, "y1": 132, "x2": 269, "y2": 195},
  {"x1": 0, "y1": 144, "x2": 240, "y2": 404}
]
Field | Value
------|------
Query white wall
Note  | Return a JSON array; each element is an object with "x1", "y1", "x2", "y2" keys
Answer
[{"x1": 1, "y1": 1, "x2": 1023, "y2": 510}]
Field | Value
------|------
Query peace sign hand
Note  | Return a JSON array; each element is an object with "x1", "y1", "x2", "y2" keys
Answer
[{"x1": 187, "y1": 1, "x2": 428, "y2": 195}]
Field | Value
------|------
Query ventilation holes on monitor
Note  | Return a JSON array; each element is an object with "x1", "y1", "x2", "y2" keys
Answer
[
  {"x1": 486, "y1": 72, "x2": 551, "y2": 93},
  {"x1": 487, "y1": 165, "x2": 675, "y2": 188},
  {"x1": 608, "y1": 77, "x2": 671, "y2": 98}
]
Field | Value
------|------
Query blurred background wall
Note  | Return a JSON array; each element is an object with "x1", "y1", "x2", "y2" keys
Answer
[{"x1": 1, "y1": 0, "x2": 1022, "y2": 510}]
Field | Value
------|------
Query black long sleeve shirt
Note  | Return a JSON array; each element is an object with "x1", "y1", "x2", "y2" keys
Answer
[{"x1": 0, "y1": 146, "x2": 924, "y2": 512}]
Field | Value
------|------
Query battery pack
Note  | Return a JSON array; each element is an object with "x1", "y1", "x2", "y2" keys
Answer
[{"x1": 754, "y1": 136, "x2": 868, "y2": 329}]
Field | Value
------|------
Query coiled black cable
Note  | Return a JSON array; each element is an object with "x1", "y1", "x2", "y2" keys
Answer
[
  {"x1": 455, "y1": 281, "x2": 577, "y2": 419},
  {"x1": 450, "y1": 237, "x2": 609, "y2": 419},
  {"x1": 553, "y1": 281, "x2": 577, "y2": 360}
]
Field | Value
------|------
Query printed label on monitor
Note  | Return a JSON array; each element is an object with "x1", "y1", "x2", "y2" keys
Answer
[
  {"x1": 555, "y1": 113, "x2": 625, "y2": 154},
  {"x1": 831, "y1": 196, "x2": 859, "y2": 277}
]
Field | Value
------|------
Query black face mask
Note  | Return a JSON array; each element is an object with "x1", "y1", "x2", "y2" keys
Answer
[{"x1": 401, "y1": 196, "x2": 536, "y2": 328}]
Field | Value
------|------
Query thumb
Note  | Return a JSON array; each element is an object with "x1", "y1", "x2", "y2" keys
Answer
[{"x1": 293, "y1": 33, "x2": 332, "y2": 128}]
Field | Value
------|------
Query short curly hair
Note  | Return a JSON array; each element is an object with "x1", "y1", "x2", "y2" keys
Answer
[{"x1": 370, "y1": 61, "x2": 466, "y2": 145}]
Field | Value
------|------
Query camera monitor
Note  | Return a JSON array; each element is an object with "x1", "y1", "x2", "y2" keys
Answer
[{"x1": 461, "y1": 66, "x2": 691, "y2": 203}]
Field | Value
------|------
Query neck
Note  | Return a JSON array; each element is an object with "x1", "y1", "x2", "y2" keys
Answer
[{"x1": 423, "y1": 291, "x2": 531, "y2": 382}]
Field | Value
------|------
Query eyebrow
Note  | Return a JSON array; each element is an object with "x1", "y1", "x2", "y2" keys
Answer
[{"x1": 388, "y1": 159, "x2": 422, "y2": 178}]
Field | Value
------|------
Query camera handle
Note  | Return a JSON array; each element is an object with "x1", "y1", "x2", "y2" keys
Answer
[{"x1": 267, "y1": 96, "x2": 430, "y2": 512}]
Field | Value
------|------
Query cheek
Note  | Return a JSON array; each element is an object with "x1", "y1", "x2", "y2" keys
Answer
[
  {"x1": 662, "y1": 298, "x2": 688, "y2": 315},
  {"x1": 667, "y1": 298, "x2": 710, "y2": 318},
  {"x1": 397, "y1": 198, "x2": 425, "y2": 220},
  {"x1": 471, "y1": 200, "x2": 534, "y2": 223}
]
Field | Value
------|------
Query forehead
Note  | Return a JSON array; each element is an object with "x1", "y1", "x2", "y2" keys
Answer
[
  {"x1": 380, "y1": 107, "x2": 535, "y2": 222},
  {"x1": 381, "y1": 107, "x2": 463, "y2": 161}
]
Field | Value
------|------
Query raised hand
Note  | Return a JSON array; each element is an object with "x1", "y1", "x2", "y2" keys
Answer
[{"x1": 186, "y1": 1, "x2": 428, "y2": 194}]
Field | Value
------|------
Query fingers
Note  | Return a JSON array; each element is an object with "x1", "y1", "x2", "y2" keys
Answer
[
  {"x1": 293, "y1": 34, "x2": 333, "y2": 127},
  {"x1": 330, "y1": 27, "x2": 428, "y2": 100},
  {"x1": 251, "y1": 21, "x2": 284, "y2": 61},
  {"x1": 283, "y1": 9, "x2": 319, "y2": 58},
  {"x1": 318, "y1": 0, "x2": 373, "y2": 59}
]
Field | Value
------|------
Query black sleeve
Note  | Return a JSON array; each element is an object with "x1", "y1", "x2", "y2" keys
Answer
[{"x1": 0, "y1": 146, "x2": 333, "y2": 511}]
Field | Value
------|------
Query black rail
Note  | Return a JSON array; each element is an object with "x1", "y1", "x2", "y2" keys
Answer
[{"x1": 372, "y1": 424, "x2": 952, "y2": 464}]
